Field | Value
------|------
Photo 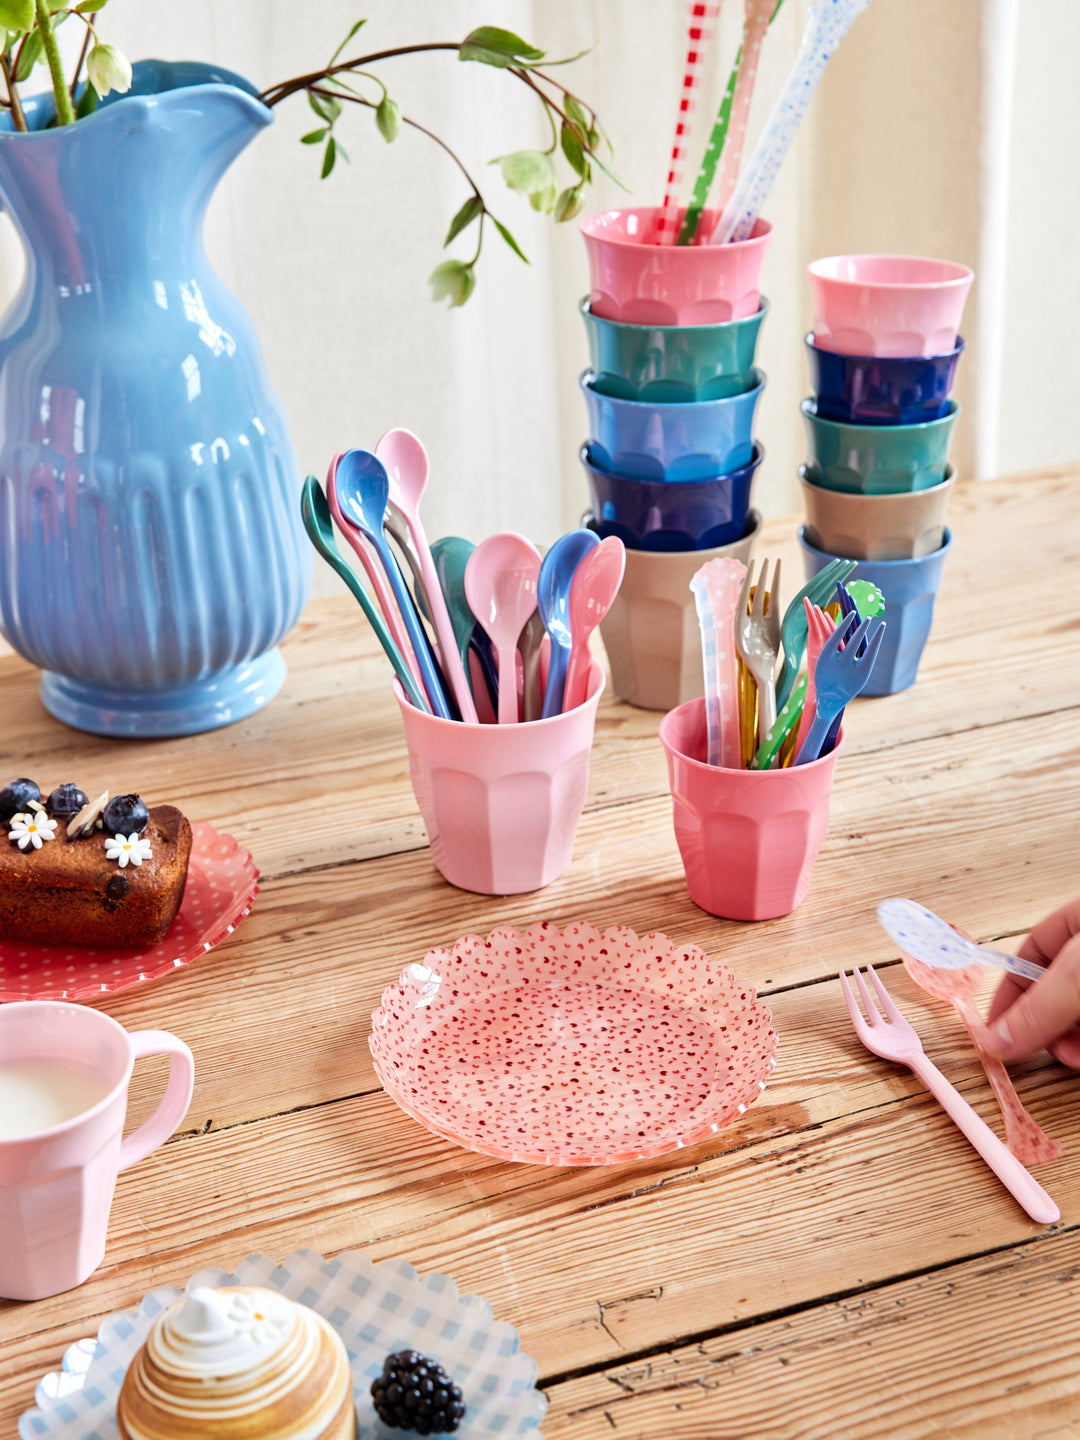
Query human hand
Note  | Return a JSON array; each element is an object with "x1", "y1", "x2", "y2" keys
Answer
[{"x1": 985, "y1": 897, "x2": 1080, "y2": 1066}]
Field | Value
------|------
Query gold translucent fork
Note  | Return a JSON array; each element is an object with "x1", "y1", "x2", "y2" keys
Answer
[{"x1": 735, "y1": 558, "x2": 780, "y2": 748}]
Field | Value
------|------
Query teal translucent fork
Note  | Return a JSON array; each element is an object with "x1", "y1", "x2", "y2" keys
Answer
[{"x1": 775, "y1": 557, "x2": 858, "y2": 709}]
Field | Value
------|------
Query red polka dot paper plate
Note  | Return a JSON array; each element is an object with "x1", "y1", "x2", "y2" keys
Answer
[
  {"x1": 0, "y1": 823, "x2": 257, "y2": 1002},
  {"x1": 369, "y1": 920, "x2": 777, "y2": 1166}
]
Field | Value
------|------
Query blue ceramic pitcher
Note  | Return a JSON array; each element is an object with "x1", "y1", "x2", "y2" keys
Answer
[{"x1": 0, "y1": 61, "x2": 310, "y2": 736}]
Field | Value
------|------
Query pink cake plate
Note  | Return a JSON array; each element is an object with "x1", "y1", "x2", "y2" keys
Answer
[
  {"x1": 0, "y1": 823, "x2": 258, "y2": 1003},
  {"x1": 370, "y1": 920, "x2": 778, "y2": 1166}
]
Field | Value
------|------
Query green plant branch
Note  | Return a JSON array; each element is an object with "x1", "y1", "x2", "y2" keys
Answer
[
  {"x1": 34, "y1": 0, "x2": 75, "y2": 126},
  {"x1": 69, "y1": 14, "x2": 95, "y2": 101},
  {"x1": 1, "y1": 53, "x2": 27, "y2": 131},
  {"x1": 259, "y1": 42, "x2": 462, "y2": 107}
]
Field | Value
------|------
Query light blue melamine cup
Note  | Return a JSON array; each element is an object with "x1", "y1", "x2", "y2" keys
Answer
[
  {"x1": 581, "y1": 369, "x2": 765, "y2": 482},
  {"x1": 798, "y1": 526, "x2": 953, "y2": 696}
]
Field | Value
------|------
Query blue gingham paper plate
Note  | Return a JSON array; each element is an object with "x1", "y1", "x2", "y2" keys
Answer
[{"x1": 19, "y1": 1248, "x2": 546, "y2": 1439}]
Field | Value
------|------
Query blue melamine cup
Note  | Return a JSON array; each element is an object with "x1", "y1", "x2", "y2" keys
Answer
[
  {"x1": 798, "y1": 526, "x2": 953, "y2": 696},
  {"x1": 581, "y1": 369, "x2": 765, "y2": 481}
]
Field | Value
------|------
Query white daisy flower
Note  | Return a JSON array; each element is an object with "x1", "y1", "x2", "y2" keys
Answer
[
  {"x1": 104, "y1": 831, "x2": 153, "y2": 868},
  {"x1": 8, "y1": 811, "x2": 58, "y2": 850}
]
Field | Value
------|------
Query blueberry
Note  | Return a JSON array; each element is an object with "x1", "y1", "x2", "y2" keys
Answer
[
  {"x1": 102, "y1": 794, "x2": 150, "y2": 836},
  {"x1": 46, "y1": 784, "x2": 89, "y2": 820},
  {"x1": 0, "y1": 778, "x2": 40, "y2": 820}
]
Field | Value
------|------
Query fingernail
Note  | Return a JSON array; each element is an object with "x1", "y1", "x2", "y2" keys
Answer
[{"x1": 986, "y1": 1017, "x2": 1013, "y2": 1054}]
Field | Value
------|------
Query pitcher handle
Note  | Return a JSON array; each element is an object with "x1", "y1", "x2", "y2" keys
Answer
[{"x1": 118, "y1": 1030, "x2": 195, "y2": 1171}]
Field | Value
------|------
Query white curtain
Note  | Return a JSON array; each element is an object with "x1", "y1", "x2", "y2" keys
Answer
[{"x1": 1, "y1": 0, "x2": 1073, "y2": 602}]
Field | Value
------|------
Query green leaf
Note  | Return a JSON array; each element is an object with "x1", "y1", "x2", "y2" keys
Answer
[
  {"x1": 429, "y1": 259, "x2": 476, "y2": 307},
  {"x1": 86, "y1": 42, "x2": 131, "y2": 98},
  {"x1": 375, "y1": 95, "x2": 401, "y2": 142},
  {"x1": 300, "y1": 127, "x2": 327, "y2": 144},
  {"x1": 329, "y1": 18, "x2": 366, "y2": 66},
  {"x1": 491, "y1": 216, "x2": 529, "y2": 264},
  {"x1": 565, "y1": 96, "x2": 591, "y2": 134},
  {"x1": 554, "y1": 185, "x2": 585, "y2": 223},
  {"x1": 74, "y1": 0, "x2": 108, "y2": 11},
  {"x1": 0, "y1": 0, "x2": 32, "y2": 32},
  {"x1": 13, "y1": 26, "x2": 39, "y2": 79},
  {"x1": 496, "y1": 148, "x2": 557, "y2": 199},
  {"x1": 590, "y1": 148, "x2": 630, "y2": 193},
  {"x1": 74, "y1": 79, "x2": 97, "y2": 117},
  {"x1": 459, "y1": 25, "x2": 544, "y2": 68},
  {"x1": 443, "y1": 194, "x2": 483, "y2": 248},
  {"x1": 308, "y1": 90, "x2": 341, "y2": 125},
  {"x1": 321, "y1": 135, "x2": 337, "y2": 178},
  {"x1": 560, "y1": 118, "x2": 586, "y2": 178},
  {"x1": 528, "y1": 183, "x2": 556, "y2": 214}
]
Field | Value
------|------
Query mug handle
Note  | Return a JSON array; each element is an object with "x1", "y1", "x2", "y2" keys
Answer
[{"x1": 118, "y1": 1031, "x2": 195, "y2": 1172}]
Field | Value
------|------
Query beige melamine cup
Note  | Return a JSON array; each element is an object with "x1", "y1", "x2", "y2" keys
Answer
[
  {"x1": 800, "y1": 465, "x2": 955, "y2": 561},
  {"x1": 593, "y1": 511, "x2": 760, "y2": 711}
]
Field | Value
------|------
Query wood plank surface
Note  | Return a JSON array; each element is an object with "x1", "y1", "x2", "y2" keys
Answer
[{"x1": 2, "y1": 467, "x2": 1079, "y2": 1440}]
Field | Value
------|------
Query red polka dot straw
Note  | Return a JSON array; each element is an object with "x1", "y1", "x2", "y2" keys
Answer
[{"x1": 655, "y1": 0, "x2": 724, "y2": 246}]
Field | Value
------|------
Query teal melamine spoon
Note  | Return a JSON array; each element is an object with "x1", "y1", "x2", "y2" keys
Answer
[{"x1": 300, "y1": 475, "x2": 431, "y2": 714}]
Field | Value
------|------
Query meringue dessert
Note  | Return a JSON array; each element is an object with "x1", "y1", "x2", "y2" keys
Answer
[{"x1": 116, "y1": 1284, "x2": 357, "y2": 1439}]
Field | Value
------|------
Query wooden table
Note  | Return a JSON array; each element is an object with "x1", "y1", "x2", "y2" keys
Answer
[{"x1": 2, "y1": 467, "x2": 1079, "y2": 1439}]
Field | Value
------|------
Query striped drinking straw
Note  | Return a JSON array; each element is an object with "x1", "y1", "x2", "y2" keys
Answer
[{"x1": 655, "y1": 0, "x2": 725, "y2": 246}]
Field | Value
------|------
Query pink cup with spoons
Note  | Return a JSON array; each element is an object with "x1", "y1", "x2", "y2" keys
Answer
[
  {"x1": 0, "y1": 1001, "x2": 193, "y2": 1301},
  {"x1": 394, "y1": 659, "x2": 605, "y2": 894}
]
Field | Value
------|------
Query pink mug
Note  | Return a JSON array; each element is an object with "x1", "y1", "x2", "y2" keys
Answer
[
  {"x1": 659, "y1": 698, "x2": 843, "y2": 921},
  {"x1": 0, "y1": 1001, "x2": 194, "y2": 1301}
]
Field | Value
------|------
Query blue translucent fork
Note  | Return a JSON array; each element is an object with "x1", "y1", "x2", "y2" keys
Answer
[
  {"x1": 775, "y1": 558, "x2": 858, "y2": 708},
  {"x1": 793, "y1": 613, "x2": 885, "y2": 764}
]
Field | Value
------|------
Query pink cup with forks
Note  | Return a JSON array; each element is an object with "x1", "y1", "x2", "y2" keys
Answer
[
  {"x1": 0, "y1": 1001, "x2": 194, "y2": 1301},
  {"x1": 660, "y1": 697, "x2": 843, "y2": 921},
  {"x1": 395, "y1": 659, "x2": 605, "y2": 895}
]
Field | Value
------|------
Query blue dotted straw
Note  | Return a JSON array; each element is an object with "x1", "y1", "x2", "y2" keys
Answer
[{"x1": 710, "y1": 0, "x2": 871, "y2": 245}]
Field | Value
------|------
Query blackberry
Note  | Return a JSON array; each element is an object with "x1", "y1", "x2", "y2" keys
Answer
[
  {"x1": 102, "y1": 794, "x2": 150, "y2": 836},
  {"x1": 370, "y1": 1350, "x2": 465, "y2": 1435},
  {"x1": 0, "y1": 778, "x2": 39, "y2": 821}
]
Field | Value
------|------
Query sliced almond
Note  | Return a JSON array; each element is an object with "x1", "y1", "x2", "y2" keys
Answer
[
  {"x1": 27, "y1": 799, "x2": 46, "y2": 814},
  {"x1": 67, "y1": 790, "x2": 108, "y2": 839}
]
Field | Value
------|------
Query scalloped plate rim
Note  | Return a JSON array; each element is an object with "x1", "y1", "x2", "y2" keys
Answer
[{"x1": 0, "y1": 821, "x2": 258, "y2": 1002}]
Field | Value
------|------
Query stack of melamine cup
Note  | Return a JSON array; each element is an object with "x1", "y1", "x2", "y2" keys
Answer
[
  {"x1": 577, "y1": 206, "x2": 771, "y2": 710},
  {"x1": 798, "y1": 254, "x2": 973, "y2": 695}
]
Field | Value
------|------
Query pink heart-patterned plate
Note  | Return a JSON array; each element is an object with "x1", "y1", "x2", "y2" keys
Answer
[
  {"x1": 0, "y1": 823, "x2": 258, "y2": 1002},
  {"x1": 370, "y1": 920, "x2": 777, "y2": 1166}
]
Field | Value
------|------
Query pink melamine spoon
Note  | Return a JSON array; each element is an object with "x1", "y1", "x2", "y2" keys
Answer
[
  {"x1": 376, "y1": 428, "x2": 479, "y2": 724},
  {"x1": 464, "y1": 533, "x2": 541, "y2": 725},
  {"x1": 563, "y1": 536, "x2": 625, "y2": 713}
]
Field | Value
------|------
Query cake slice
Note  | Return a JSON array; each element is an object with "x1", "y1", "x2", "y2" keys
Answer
[{"x1": 0, "y1": 779, "x2": 192, "y2": 949}]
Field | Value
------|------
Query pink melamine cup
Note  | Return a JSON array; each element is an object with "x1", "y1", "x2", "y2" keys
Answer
[
  {"x1": 809, "y1": 254, "x2": 974, "y2": 358},
  {"x1": 580, "y1": 208, "x2": 772, "y2": 326},
  {"x1": 659, "y1": 698, "x2": 843, "y2": 922},
  {"x1": 395, "y1": 659, "x2": 605, "y2": 895},
  {"x1": 0, "y1": 1001, "x2": 194, "y2": 1301}
]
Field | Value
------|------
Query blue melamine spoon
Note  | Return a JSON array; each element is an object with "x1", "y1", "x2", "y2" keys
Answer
[
  {"x1": 537, "y1": 528, "x2": 599, "y2": 718},
  {"x1": 334, "y1": 449, "x2": 454, "y2": 719}
]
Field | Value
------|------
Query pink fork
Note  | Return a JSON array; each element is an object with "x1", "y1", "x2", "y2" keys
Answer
[
  {"x1": 840, "y1": 965, "x2": 1060, "y2": 1225},
  {"x1": 794, "y1": 599, "x2": 835, "y2": 756}
]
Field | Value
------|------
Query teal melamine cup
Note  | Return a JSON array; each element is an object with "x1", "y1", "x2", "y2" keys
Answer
[
  {"x1": 801, "y1": 398, "x2": 959, "y2": 494},
  {"x1": 580, "y1": 297, "x2": 767, "y2": 402}
]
